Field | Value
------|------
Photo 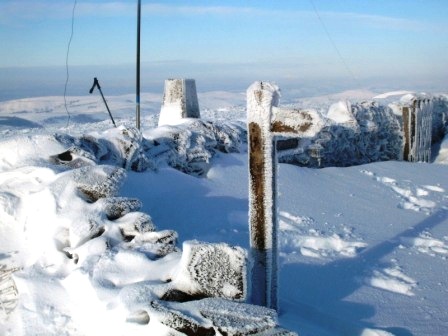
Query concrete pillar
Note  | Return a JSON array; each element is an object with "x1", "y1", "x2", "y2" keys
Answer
[{"x1": 158, "y1": 79, "x2": 200, "y2": 127}]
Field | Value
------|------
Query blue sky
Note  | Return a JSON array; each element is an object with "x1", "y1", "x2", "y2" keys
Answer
[{"x1": 0, "y1": 0, "x2": 447, "y2": 99}]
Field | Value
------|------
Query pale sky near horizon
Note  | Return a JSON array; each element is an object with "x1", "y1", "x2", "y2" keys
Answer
[{"x1": 1, "y1": 0, "x2": 447, "y2": 99}]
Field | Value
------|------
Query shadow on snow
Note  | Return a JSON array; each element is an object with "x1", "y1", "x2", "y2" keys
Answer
[{"x1": 280, "y1": 208, "x2": 448, "y2": 336}]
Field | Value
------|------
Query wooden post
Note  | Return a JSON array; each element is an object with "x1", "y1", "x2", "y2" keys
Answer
[
  {"x1": 247, "y1": 81, "x2": 320, "y2": 310},
  {"x1": 402, "y1": 105, "x2": 411, "y2": 161},
  {"x1": 247, "y1": 82, "x2": 280, "y2": 310}
]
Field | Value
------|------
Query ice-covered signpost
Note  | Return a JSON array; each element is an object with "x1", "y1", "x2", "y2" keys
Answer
[{"x1": 247, "y1": 81, "x2": 321, "y2": 310}]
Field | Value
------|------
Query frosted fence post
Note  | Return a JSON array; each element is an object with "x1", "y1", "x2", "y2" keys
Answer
[
  {"x1": 247, "y1": 81, "x2": 280, "y2": 310},
  {"x1": 420, "y1": 99, "x2": 433, "y2": 162},
  {"x1": 401, "y1": 98, "x2": 433, "y2": 162},
  {"x1": 402, "y1": 105, "x2": 411, "y2": 161}
]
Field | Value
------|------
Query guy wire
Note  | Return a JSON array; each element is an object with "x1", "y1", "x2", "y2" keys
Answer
[{"x1": 309, "y1": 0, "x2": 360, "y2": 86}]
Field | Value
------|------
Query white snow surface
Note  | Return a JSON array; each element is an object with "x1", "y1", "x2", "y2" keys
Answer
[
  {"x1": 327, "y1": 100, "x2": 354, "y2": 124},
  {"x1": 1, "y1": 90, "x2": 448, "y2": 336}
]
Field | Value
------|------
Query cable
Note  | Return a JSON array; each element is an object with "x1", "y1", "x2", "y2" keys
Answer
[
  {"x1": 64, "y1": 0, "x2": 77, "y2": 128},
  {"x1": 309, "y1": 0, "x2": 359, "y2": 85}
]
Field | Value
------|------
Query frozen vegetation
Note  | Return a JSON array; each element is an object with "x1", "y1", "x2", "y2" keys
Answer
[{"x1": 0, "y1": 88, "x2": 447, "y2": 335}]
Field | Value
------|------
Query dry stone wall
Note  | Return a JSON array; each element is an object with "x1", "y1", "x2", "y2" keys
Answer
[{"x1": 278, "y1": 95, "x2": 448, "y2": 167}]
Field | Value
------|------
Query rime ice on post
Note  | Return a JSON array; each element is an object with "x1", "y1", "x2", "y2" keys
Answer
[
  {"x1": 158, "y1": 79, "x2": 200, "y2": 127},
  {"x1": 401, "y1": 97, "x2": 433, "y2": 162},
  {"x1": 247, "y1": 81, "x2": 321, "y2": 310},
  {"x1": 247, "y1": 81, "x2": 280, "y2": 310}
]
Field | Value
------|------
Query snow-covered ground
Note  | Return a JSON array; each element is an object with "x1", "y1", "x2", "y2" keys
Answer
[{"x1": 1, "y1": 90, "x2": 447, "y2": 336}]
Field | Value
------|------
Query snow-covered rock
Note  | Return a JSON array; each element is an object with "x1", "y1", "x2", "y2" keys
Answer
[
  {"x1": 172, "y1": 241, "x2": 247, "y2": 301},
  {"x1": 97, "y1": 196, "x2": 143, "y2": 220},
  {"x1": 122, "y1": 229, "x2": 179, "y2": 260},
  {"x1": 50, "y1": 120, "x2": 246, "y2": 177},
  {"x1": 146, "y1": 298, "x2": 297, "y2": 336},
  {"x1": 0, "y1": 266, "x2": 19, "y2": 319},
  {"x1": 145, "y1": 119, "x2": 246, "y2": 176},
  {"x1": 53, "y1": 126, "x2": 155, "y2": 172},
  {"x1": 71, "y1": 165, "x2": 127, "y2": 202}
]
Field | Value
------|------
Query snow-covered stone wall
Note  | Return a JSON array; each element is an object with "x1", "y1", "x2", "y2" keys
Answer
[
  {"x1": 52, "y1": 120, "x2": 246, "y2": 177},
  {"x1": 278, "y1": 101, "x2": 403, "y2": 167},
  {"x1": 278, "y1": 94, "x2": 448, "y2": 167},
  {"x1": 431, "y1": 96, "x2": 448, "y2": 143},
  {"x1": 1, "y1": 127, "x2": 299, "y2": 335}
]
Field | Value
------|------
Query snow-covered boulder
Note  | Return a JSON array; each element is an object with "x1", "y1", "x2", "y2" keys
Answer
[
  {"x1": 96, "y1": 196, "x2": 142, "y2": 220},
  {"x1": 122, "y1": 229, "x2": 179, "y2": 259},
  {"x1": 0, "y1": 266, "x2": 19, "y2": 319},
  {"x1": 116, "y1": 211, "x2": 155, "y2": 240},
  {"x1": 104, "y1": 126, "x2": 154, "y2": 172},
  {"x1": 171, "y1": 241, "x2": 247, "y2": 301},
  {"x1": 145, "y1": 119, "x2": 246, "y2": 176},
  {"x1": 146, "y1": 298, "x2": 297, "y2": 336},
  {"x1": 49, "y1": 146, "x2": 97, "y2": 168},
  {"x1": 53, "y1": 126, "x2": 154, "y2": 172},
  {"x1": 71, "y1": 165, "x2": 127, "y2": 202}
]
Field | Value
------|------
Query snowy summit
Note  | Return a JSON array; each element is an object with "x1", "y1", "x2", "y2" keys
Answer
[{"x1": 1, "y1": 86, "x2": 448, "y2": 336}]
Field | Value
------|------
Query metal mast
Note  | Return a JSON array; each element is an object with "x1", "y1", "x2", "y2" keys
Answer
[{"x1": 136, "y1": 0, "x2": 141, "y2": 129}]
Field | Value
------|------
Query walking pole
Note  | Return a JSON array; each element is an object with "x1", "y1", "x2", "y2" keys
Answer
[
  {"x1": 136, "y1": 0, "x2": 141, "y2": 129},
  {"x1": 89, "y1": 77, "x2": 117, "y2": 127}
]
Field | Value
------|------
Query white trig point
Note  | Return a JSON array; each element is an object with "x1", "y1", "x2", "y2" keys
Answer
[
  {"x1": 158, "y1": 79, "x2": 200, "y2": 126},
  {"x1": 247, "y1": 81, "x2": 321, "y2": 311}
]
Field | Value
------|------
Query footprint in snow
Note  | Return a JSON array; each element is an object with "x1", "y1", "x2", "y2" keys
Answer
[
  {"x1": 402, "y1": 231, "x2": 448, "y2": 259},
  {"x1": 278, "y1": 211, "x2": 315, "y2": 231},
  {"x1": 367, "y1": 265, "x2": 417, "y2": 296},
  {"x1": 360, "y1": 169, "x2": 375, "y2": 177},
  {"x1": 360, "y1": 170, "x2": 438, "y2": 213},
  {"x1": 278, "y1": 211, "x2": 367, "y2": 261},
  {"x1": 391, "y1": 185, "x2": 436, "y2": 212},
  {"x1": 423, "y1": 185, "x2": 445, "y2": 193}
]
